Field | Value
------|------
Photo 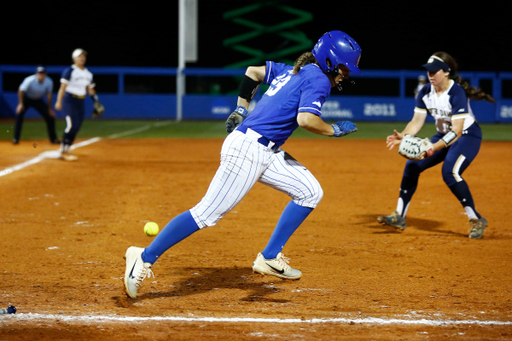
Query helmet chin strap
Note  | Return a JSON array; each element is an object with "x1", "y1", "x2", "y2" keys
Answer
[
  {"x1": 336, "y1": 78, "x2": 355, "y2": 91},
  {"x1": 329, "y1": 71, "x2": 355, "y2": 91}
]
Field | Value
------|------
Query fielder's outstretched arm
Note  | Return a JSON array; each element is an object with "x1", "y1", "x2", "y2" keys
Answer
[{"x1": 386, "y1": 110, "x2": 427, "y2": 150}]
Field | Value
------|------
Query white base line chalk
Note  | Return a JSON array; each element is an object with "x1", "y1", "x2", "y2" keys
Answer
[
  {"x1": 5, "y1": 313, "x2": 512, "y2": 326},
  {"x1": 0, "y1": 122, "x2": 171, "y2": 178}
]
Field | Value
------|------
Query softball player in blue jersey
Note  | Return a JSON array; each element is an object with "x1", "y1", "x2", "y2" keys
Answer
[
  {"x1": 124, "y1": 30, "x2": 362, "y2": 299},
  {"x1": 54, "y1": 48, "x2": 100, "y2": 161},
  {"x1": 378, "y1": 52, "x2": 495, "y2": 239}
]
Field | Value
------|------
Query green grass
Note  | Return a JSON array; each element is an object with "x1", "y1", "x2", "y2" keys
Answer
[{"x1": 1, "y1": 119, "x2": 511, "y2": 141}]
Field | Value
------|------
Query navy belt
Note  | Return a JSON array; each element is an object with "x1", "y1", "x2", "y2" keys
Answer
[{"x1": 237, "y1": 126, "x2": 280, "y2": 152}]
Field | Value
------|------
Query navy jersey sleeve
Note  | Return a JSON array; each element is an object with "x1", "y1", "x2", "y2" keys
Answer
[
  {"x1": 415, "y1": 83, "x2": 430, "y2": 110},
  {"x1": 60, "y1": 67, "x2": 73, "y2": 83},
  {"x1": 449, "y1": 84, "x2": 469, "y2": 117}
]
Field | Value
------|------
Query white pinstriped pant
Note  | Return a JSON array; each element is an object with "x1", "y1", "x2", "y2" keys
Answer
[{"x1": 190, "y1": 128, "x2": 323, "y2": 229}]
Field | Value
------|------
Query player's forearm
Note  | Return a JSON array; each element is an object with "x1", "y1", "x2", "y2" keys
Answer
[
  {"x1": 401, "y1": 111, "x2": 426, "y2": 137},
  {"x1": 401, "y1": 121, "x2": 422, "y2": 137},
  {"x1": 17, "y1": 90, "x2": 24, "y2": 104},
  {"x1": 297, "y1": 112, "x2": 334, "y2": 136},
  {"x1": 236, "y1": 97, "x2": 250, "y2": 109}
]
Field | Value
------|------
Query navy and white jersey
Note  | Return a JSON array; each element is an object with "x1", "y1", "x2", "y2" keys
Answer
[
  {"x1": 19, "y1": 74, "x2": 53, "y2": 100},
  {"x1": 239, "y1": 61, "x2": 331, "y2": 146},
  {"x1": 415, "y1": 80, "x2": 475, "y2": 134},
  {"x1": 60, "y1": 65, "x2": 95, "y2": 96}
]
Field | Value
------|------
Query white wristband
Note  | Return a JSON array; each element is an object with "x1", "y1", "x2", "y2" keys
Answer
[{"x1": 441, "y1": 131, "x2": 457, "y2": 146}]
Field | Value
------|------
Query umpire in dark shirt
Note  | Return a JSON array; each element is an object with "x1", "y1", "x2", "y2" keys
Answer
[{"x1": 14, "y1": 65, "x2": 60, "y2": 144}]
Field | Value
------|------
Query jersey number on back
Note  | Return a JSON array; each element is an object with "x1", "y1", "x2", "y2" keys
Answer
[{"x1": 266, "y1": 71, "x2": 292, "y2": 97}]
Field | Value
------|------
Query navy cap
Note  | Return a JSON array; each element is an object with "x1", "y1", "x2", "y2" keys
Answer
[
  {"x1": 422, "y1": 56, "x2": 450, "y2": 72},
  {"x1": 36, "y1": 65, "x2": 46, "y2": 73}
]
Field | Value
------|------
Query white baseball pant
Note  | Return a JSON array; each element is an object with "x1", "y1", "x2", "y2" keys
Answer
[{"x1": 190, "y1": 128, "x2": 323, "y2": 229}]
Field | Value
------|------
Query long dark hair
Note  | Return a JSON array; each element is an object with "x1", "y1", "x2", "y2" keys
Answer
[
  {"x1": 433, "y1": 51, "x2": 495, "y2": 103},
  {"x1": 293, "y1": 52, "x2": 317, "y2": 74}
]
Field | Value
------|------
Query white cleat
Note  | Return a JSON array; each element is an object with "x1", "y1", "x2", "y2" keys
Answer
[
  {"x1": 252, "y1": 252, "x2": 302, "y2": 280},
  {"x1": 124, "y1": 246, "x2": 154, "y2": 299}
]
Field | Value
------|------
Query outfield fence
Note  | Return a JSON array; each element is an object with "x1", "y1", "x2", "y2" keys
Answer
[{"x1": 1, "y1": 65, "x2": 511, "y2": 123}]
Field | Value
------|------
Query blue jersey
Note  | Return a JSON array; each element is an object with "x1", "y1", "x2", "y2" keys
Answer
[{"x1": 239, "y1": 61, "x2": 331, "y2": 146}]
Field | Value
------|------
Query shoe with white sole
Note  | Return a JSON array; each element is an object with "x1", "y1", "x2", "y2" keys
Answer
[
  {"x1": 124, "y1": 246, "x2": 154, "y2": 299},
  {"x1": 60, "y1": 152, "x2": 78, "y2": 161},
  {"x1": 252, "y1": 252, "x2": 302, "y2": 280}
]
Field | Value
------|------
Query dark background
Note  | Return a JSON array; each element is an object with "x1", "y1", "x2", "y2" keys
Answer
[{"x1": 2, "y1": 1, "x2": 510, "y2": 72}]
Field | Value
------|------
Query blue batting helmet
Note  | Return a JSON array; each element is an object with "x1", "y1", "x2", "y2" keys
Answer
[{"x1": 312, "y1": 31, "x2": 362, "y2": 75}]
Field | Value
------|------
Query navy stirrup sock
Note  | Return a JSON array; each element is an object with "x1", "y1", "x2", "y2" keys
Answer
[
  {"x1": 398, "y1": 175, "x2": 418, "y2": 216},
  {"x1": 142, "y1": 210, "x2": 200, "y2": 264},
  {"x1": 262, "y1": 202, "x2": 313, "y2": 260},
  {"x1": 448, "y1": 181, "x2": 480, "y2": 219}
]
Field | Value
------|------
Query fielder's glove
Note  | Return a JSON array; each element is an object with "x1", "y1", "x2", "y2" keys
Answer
[
  {"x1": 226, "y1": 106, "x2": 249, "y2": 133},
  {"x1": 92, "y1": 101, "x2": 105, "y2": 118},
  {"x1": 331, "y1": 121, "x2": 357, "y2": 137},
  {"x1": 398, "y1": 135, "x2": 434, "y2": 160}
]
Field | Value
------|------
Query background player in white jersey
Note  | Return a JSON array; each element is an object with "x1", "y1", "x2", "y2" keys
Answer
[
  {"x1": 378, "y1": 52, "x2": 495, "y2": 239},
  {"x1": 124, "y1": 31, "x2": 362, "y2": 299},
  {"x1": 54, "y1": 48, "x2": 101, "y2": 161}
]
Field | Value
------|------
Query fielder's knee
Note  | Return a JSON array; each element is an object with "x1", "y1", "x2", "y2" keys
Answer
[
  {"x1": 442, "y1": 169, "x2": 459, "y2": 187},
  {"x1": 403, "y1": 160, "x2": 422, "y2": 178}
]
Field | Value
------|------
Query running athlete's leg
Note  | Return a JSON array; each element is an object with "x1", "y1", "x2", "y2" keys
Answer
[
  {"x1": 142, "y1": 211, "x2": 199, "y2": 264},
  {"x1": 259, "y1": 151, "x2": 323, "y2": 258},
  {"x1": 190, "y1": 131, "x2": 270, "y2": 228},
  {"x1": 141, "y1": 132, "x2": 270, "y2": 264},
  {"x1": 441, "y1": 129, "x2": 482, "y2": 219},
  {"x1": 261, "y1": 202, "x2": 312, "y2": 259}
]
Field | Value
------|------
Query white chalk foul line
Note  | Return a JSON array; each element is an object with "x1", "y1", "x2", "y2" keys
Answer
[
  {"x1": 4, "y1": 313, "x2": 512, "y2": 326},
  {"x1": 107, "y1": 121, "x2": 171, "y2": 138},
  {"x1": 0, "y1": 122, "x2": 171, "y2": 178},
  {"x1": 0, "y1": 138, "x2": 101, "y2": 178}
]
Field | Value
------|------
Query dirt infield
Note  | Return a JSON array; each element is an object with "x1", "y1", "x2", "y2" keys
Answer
[{"x1": 1, "y1": 137, "x2": 511, "y2": 340}]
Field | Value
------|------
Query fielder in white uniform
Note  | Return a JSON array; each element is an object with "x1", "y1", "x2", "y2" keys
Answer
[
  {"x1": 378, "y1": 52, "x2": 495, "y2": 239},
  {"x1": 54, "y1": 48, "x2": 99, "y2": 161},
  {"x1": 124, "y1": 31, "x2": 362, "y2": 299}
]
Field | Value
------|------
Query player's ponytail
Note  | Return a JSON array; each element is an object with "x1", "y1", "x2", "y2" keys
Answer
[
  {"x1": 434, "y1": 52, "x2": 495, "y2": 103},
  {"x1": 293, "y1": 52, "x2": 316, "y2": 74}
]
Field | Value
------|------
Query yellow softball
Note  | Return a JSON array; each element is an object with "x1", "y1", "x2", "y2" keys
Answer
[{"x1": 144, "y1": 222, "x2": 159, "y2": 236}]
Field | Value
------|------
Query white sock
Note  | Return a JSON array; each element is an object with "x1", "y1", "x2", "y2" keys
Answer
[{"x1": 464, "y1": 206, "x2": 478, "y2": 220}]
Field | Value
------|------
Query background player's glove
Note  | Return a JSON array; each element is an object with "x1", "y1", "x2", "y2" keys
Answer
[
  {"x1": 226, "y1": 106, "x2": 249, "y2": 133},
  {"x1": 398, "y1": 135, "x2": 434, "y2": 160},
  {"x1": 331, "y1": 121, "x2": 357, "y2": 137},
  {"x1": 92, "y1": 101, "x2": 105, "y2": 118}
]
